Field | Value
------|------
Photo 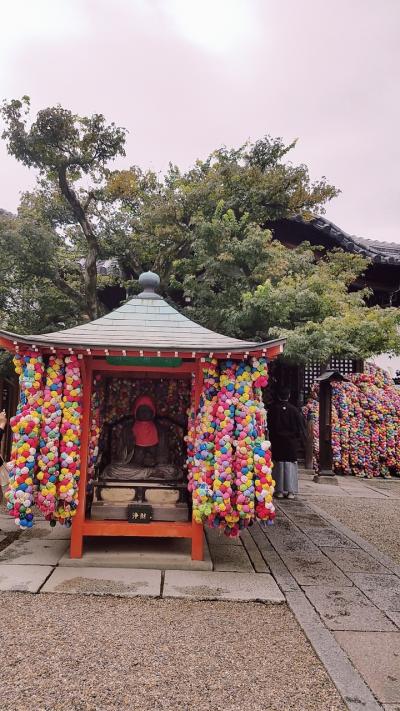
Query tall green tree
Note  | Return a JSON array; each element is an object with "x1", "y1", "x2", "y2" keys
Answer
[
  {"x1": 1, "y1": 97, "x2": 127, "y2": 319},
  {"x1": 106, "y1": 137, "x2": 340, "y2": 290},
  {"x1": 0, "y1": 208, "x2": 82, "y2": 333},
  {"x1": 101, "y1": 138, "x2": 400, "y2": 361},
  {"x1": 2, "y1": 105, "x2": 399, "y2": 364}
]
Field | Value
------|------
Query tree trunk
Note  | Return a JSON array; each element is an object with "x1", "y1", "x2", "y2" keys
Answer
[
  {"x1": 84, "y1": 241, "x2": 99, "y2": 321},
  {"x1": 58, "y1": 166, "x2": 99, "y2": 320}
]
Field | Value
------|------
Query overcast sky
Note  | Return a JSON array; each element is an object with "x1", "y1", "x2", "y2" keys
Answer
[{"x1": 1, "y1": 0, "x2": 399, "y2": 243}]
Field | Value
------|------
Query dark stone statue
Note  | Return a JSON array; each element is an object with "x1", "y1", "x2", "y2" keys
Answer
[{"x1": 100, "y1": 394, "x2": 186, "y2": 482}]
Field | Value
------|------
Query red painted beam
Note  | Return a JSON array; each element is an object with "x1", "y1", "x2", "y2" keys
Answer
[{"x1": 81, "y1": 519, "x2": 194, "y2": 538}]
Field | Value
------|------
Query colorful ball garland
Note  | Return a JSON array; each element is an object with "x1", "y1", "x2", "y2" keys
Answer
[
  {"x1": 36, "y1": 356, "x2": 64, "y2": 520},
  {"x1": 212, "y1": 360, "x2": 238, "y2": 533},
  {"x1": 252, "y1": 359, "x2": 275, "y2": 523},
  {"x1": 187, "y1": 359, "x2": 218, "y2": 524},
  {"x1": 305, "y1": 366, "x2": 400, "y2": 477},
  {"x1": 232, "y1": 361, "x2": 256, "y2": 532},
  {"x1": 56, "y1": 355, "x2": 83, "y2": 525},
  {"x1": 87, "y1": 375, "x2": 103, "y2": 490},
  {"x1": 187, "y1": 357, "x2": 274, "y2": 536},
  {"x1": 5, "y1": 353, "x2": 45, "y2": 528}
]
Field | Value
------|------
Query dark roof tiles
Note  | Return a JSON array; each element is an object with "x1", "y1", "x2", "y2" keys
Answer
[{"x1": 298, "y1": 216, "x2": 400, "y2": 264}]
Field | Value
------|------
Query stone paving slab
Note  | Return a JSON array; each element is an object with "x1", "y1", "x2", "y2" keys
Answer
[
  {"x1": 205, "y1": 528, "x2": 242, "y2": 546},
  {"x1": 59, "y1": 536, "x2": 212, "y2": 571},
  {"x1": 307, "y1": 501, "x2": 400, "y2": 577},
  {"x1": 0, "y1": 538, "x2": 69, "y2": 566},
  {"x1": 345, "y1": 488, "x2": 389, "y2": 499},
  {"x1": 348, "y1": 573, "x2": 400, "y2": 612},
  {"x1": 286, "y1": 591, "x2": 382, "y2": 711},
  {"x1": 239, "y1": 529, "x2": 269, "y2": 573},
  {"x1": 383, "y1": 705, "x2": 400, "y2": 711},
  {"x1": 303, "y1": 584, "x2": 396, "y2": 631},
  {"x1": 282, "y1": 512, "x2": 330, "y2": 528},
  {"x1": 274, "y1": 502, "x2": 307, "y2": 516},
  {"x1": 163, "y1": 570, "x2": 284, "y2": 602},
  {"x1": 211, "y1": 544, "x2": 253, "y2": 572},
  {"x1": 280, "y1": 552, "x2": 352, "y2": 586},
  {"x1": 264, "y1": 516, "x2": 301, "y2": 535},
  {"x1": 322, "y1": 546, "x2": 390, "y2": 574},
  {"x1": 0, "y1": 564, "x2": 53, "y2": 592},
  {"x1": 41, "y1": 566, "x2": 162, "y2": 597},
  {"x1": 334, "y1": 631, "x2": 400, "y2": 704},
  {"x1": 26, "y1": 524, "x2": 71, "y2": 540},
  {"x1": 249, "y1": 525, "x2": 300, "y2": 592},
  {"x1": 265, "y1": 524, "x2": 321, "y2": 554},
  {"x1": 0, "y1": 515, "x2": 19, "y2": 533},
  {"x1": 300, "y1": 526, "x2": 359, "y2": 548},
  {"x1": 300, "y1": 484, "x2": 349, "y2": 497},
  {"x1": 303, "y1": 478, "x2": 390, "y2": 499},
  {"x1": 268, "y1": 532, "x2": 320, "y2": 555},
  {"x1": 386, "y1": 611, "x2": 400, "y2": 629}
]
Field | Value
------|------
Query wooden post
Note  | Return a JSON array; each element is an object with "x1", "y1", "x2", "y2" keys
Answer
[
  {"x1": 304, "y1": 418, "x2": 314, "y2": 471},
  {"x1": 191, "y1": 359, "x2": 204, "y2": 561},
  {"x1": 191, "y1": 520, "x2": 205, "y2": 561},
  {"x1": 318, "y1": 376, "x2": 333, "y2": 475},
  {"x1": 314, "y1": 370, "x2": 347, "y2": 484},
  {"x1": 70, "y1": 357, "x2": 93, "y2": 558}
]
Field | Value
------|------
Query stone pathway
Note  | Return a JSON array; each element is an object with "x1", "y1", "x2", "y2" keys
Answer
[
  {"x1": 262, "y1": 475, "x2": 400, "y2": 711},
  {"x1": 1, "y1": 476, "x2": 400, "y2": 709}
]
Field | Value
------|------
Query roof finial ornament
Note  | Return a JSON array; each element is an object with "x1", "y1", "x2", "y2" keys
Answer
[{"x1": 137, "y1": 271, "x2": 162, "y2": 299}]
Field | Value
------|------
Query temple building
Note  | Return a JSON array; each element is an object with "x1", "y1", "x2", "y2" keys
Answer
[{"x1": 272, "y1": 216, "x2": 400, "y2": 307}]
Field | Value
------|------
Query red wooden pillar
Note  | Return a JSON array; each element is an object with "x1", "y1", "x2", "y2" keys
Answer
[
  {"x1": 191, "y1": 358, "x2": 204, "y2": 561},
  {"x1": 70, "y1": 356, "x2": 93, "y2": 558}
]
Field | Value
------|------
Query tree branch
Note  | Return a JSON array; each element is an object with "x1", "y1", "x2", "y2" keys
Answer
[
  {"x1": 58, "y1": 165, "x2": 99, "y2": 319},
  {"x1": 53, "y1": 273, "x2": 82, "y2": 304}
]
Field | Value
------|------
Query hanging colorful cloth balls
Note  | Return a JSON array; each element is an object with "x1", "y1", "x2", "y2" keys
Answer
[
  {"x1": 232, "y1": 361, "x2": 256, "y2": 532},
  {"x1": 252, "y1": 359, "x2": 275, "y2": 523},
  {"x1": 87, "y1": 375, "x2": 103, "y2": 490},
  {"x1": 187, "y1": 359, "x2": 218, "y2": 525},
  {"x1": 188, "y1": 357, "x2": 274, "y2": 536},
  {"x1": 304, "y1": 365, "x2": 400, "y2": 477},
  {"x1": 211, "y1": 360, "x2": 238, "y2": 533},
  {"x1": 5, "y1": 353, "x2": 45, "y2": 528},
  {"x1": 36, "y1": 356, "x2": 65, "y2": 520},
  {"x1": 56, "y1": 355, "x2": 83, "y2": 526}
]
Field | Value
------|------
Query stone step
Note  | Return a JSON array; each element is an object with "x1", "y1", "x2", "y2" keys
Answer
[{"x1": 298, "y1": 467, "x2": 315, "y2": 479}]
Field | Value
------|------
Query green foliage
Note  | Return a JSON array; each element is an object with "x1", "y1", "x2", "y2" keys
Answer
[
  {"x1": 1, "y1": 97, "x2": 127, "y2": 319},
  {"x1": 108, "y1": 139, "x2": 398, "y2": 363},
  {"x1": 0, "y1": 209, "x2": 83, "y2": 334},
  {"x1": 241, "y1": 248, "x2": 400, "y2": 362},
  {"x1": 1, "y1": 97, "x2": 126, "y2": 177},
  {"x1": 1, "y1": 104, "x2": 398, "y2": 365}
]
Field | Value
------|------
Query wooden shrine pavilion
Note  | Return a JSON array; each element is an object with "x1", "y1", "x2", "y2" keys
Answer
[{"x1": 0, "y1": 272, "x2": 284, "y2": 561}]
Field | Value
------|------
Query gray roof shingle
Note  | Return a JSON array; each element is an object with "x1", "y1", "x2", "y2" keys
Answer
[{"x1": 0, "y1": 273, "x2": 284, "y2": 354}]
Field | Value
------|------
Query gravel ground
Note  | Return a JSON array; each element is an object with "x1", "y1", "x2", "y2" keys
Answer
[
  {"x1": 0, "y1": 594, "x2": 345, "y2": 711},
  {"x1": 312, "y1": 495, "x2": 400, "y2": 564}
]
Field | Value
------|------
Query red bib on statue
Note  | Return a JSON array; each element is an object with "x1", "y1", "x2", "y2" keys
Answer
[{"x1": 132, "y1": 395, "x2": 159, "y2": 447}]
